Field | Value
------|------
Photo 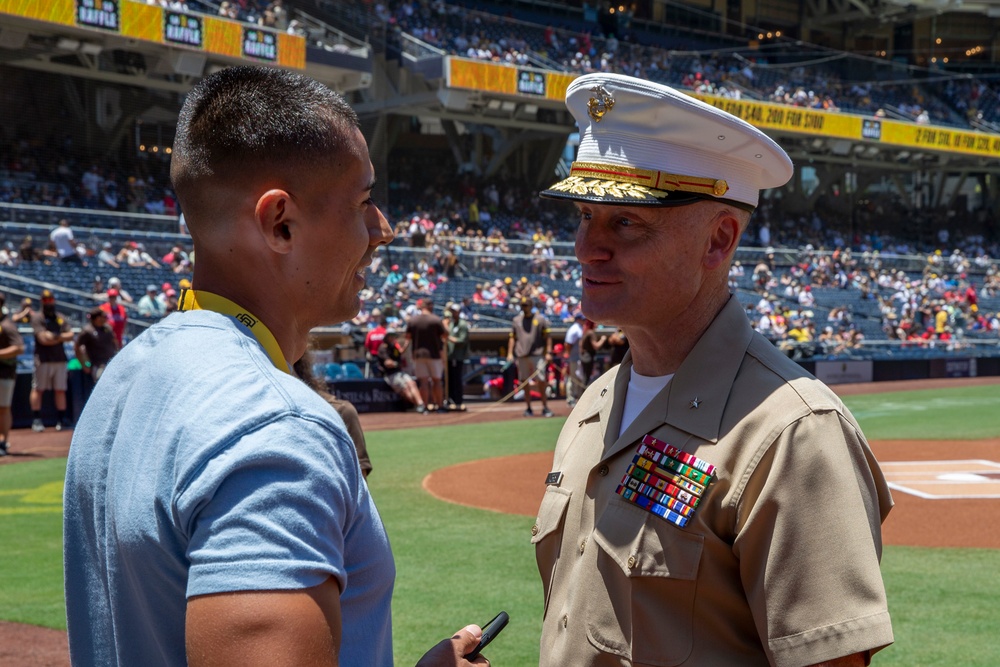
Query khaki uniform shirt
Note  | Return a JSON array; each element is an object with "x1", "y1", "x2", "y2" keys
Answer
[{"x1": 533, "y1": 297, "x2": 893, "y2": 667}]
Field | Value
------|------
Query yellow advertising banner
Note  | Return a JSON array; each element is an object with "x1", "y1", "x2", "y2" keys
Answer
[
  {"x1": 449, "y1": 59, "x2": 518, "y2": 95},
  {"x1": 693, "y1": 95, "x2": 862, "y2": 140},
  {"x1": 692, "y1": 94, "x2": 1000, "y2": 159},
  {"x1": 205, "y1": 15, "x2": 241, "y2": 58},
  {"x1": 448, "y1": 58, "x2": 575, "y2": 103},
  {"x1": 0, "y1": 0, "x2": 305, "y2": 69},
  {"x1": 0, "y1": 0, "x2": 74, "y2": 25},
  {"x1": 545, "y1": 71, "x2": 574, "y2": 102},
  {"x1": 443, "y1": 61, "x2": 1000, "y2": 158},
  {"x1": 121, "y1": 1, "x2": 159, "y2": 42},
  {"x1": 879, "y1": 121, "x2": 1000, "y2": 158}
]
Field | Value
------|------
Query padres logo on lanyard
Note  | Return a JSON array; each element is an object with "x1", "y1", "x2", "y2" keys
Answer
[{"x1": 177, "y1": 288, "x2": 290, "y2": 374}]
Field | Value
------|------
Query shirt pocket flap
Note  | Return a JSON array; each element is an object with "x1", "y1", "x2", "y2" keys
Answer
[
  {"x1": 593, "y1": 500, "x2": 703, "y2": 579},
  {"x1": 531, "y1": 486, "x2": 572, "y2": 544}
]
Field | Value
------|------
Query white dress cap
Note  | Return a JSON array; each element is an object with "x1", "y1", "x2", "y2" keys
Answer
[{"x1": 541, "y1": 73, "x2": 793, "y2": 209}]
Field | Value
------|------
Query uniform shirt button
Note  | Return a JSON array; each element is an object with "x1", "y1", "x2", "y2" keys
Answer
[
  {"x1": 579, "y1": 540, "x2": 586, "y2": 554},
  {"x1": 531, "y1": 524, "x2": 539, "y2": 536},
  {"x1": 598, "y1": 464, "x2": 609, "y2": 476},
  {"x1": 627, "y1": 555, "x2": 637, "y2": 569},
  {"x1": 562, "y1": 615, "x2": 568, "y2": 628}
]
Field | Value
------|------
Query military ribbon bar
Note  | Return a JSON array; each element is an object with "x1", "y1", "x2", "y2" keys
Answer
[
  {"x1": 642, "y1": 435, "x2": 717, "y2": 477},
  {"x1": 616, "y1": 435, "x2": 719, "y2": 529},
  {"x1": 629, "y1": 455, "x2": 705, "y2": 496},
  {"x1": 622, "y1": 467, "x2": 696, "y2": 516},
  {"x1": 616, "y1": 483, "x2": 690, "y2": 528}
]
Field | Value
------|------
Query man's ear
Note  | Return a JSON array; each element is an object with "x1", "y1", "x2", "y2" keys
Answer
[
  {"x1": 255, "y1": 189, "x2": 296, "y2": 254},
  {"x1": 704, "y1": 208, "x2": 742, "y2": 271}
]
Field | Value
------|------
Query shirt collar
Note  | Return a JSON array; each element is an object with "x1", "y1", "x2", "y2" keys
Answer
[{"x1": 579, "y1": 296, "x2": 754, "y2": 461}]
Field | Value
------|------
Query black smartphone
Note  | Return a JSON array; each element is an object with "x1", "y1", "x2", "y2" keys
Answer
[{"x1": 464, "y1": 610, "x2": 509, "y2": 661}]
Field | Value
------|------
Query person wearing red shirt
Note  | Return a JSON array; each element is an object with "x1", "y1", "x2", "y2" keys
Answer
[
  {"x1": 100, "y1": 288, "x2": 128, "y2": 347},
  {"x1": 364, "y1": 309, "x2": 387, "y2": 375}
]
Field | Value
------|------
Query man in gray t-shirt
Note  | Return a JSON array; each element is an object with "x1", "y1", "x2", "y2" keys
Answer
[{"x1": 63, "y1": 66, "x2": 488, "y2": 667}]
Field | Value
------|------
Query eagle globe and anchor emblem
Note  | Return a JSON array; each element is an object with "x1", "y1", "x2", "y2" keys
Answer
[{"x1": 587, "y1": 84, "x2": 615, "y2": 122}]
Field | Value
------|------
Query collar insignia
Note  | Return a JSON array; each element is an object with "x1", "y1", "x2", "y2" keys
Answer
[{"x1": 587, "y1": 84, "x2": 615, "y2": 122}]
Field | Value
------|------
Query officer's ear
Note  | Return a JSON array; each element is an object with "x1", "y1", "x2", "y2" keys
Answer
[{"x1": 704, "y1": 207, "x2": 744, "y2": 271}]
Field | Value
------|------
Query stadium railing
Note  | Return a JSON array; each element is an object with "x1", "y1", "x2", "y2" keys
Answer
[{"x1": 1, "y1": 202, "x2": 181, "y2": 235}]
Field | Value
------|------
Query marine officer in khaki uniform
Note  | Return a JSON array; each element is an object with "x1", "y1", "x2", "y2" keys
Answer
[{"x1": 532, "y1": 73, "x2": 894, "y2": 667}]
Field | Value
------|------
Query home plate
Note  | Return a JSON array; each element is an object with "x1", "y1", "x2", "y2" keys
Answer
[{"x1": 882, "y1": 460, "x2": 1000, "y2": 499}]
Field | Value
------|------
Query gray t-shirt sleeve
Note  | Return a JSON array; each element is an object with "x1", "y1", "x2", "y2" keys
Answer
[{"x1": 178, "y1": 415, "x2": 360, "y2": 598}]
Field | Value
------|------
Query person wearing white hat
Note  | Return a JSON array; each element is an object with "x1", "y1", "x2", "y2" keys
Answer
[{"x1": 533, "y1": 73, "x2": 893, "y2": 667}]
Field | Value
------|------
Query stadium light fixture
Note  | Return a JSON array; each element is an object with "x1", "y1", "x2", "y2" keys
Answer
[
  {"x1": 79, "y1": 42, "x2": 103, "y2": 56},
  {"x1": 56, "y1": 38, "x2": 80, "y2": 51}
]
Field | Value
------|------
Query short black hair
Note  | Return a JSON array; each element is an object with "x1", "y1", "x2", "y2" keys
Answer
[{"x1": 170, "y1": 65, "x2": 360, "y2": 198}]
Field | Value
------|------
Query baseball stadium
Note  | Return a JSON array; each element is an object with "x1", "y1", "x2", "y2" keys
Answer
[{"x1": 2, "y1": 0, "x2": 1000, "y2": 665}]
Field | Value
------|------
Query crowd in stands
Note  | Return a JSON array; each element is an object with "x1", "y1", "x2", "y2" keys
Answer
[
  {"x1": 4, "y1": 186, "x2": 1000, "y2": 372},
  {"x1": 1, "y1": 129, "x2": 176, "y2": 215},
  {"x1": 740, "y1": 240, "x2": 1000, "y2": 357},
  {"x1": 346, "y1": 0, "x2": 1000, "y2": 129}
]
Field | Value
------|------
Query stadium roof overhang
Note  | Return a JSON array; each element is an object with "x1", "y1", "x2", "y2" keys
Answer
[
  {"x1": 804, "y1": 0, "x2": 1000, "y2": 30},
  {"x1": 0, "y1": 12, "x2": 372, "y2": 95},
  {"x1": 353, "y1": 86, "x2": 574, "y2": 135},
  {"x1": 351, "y1": 55, "x2": 575, "y2": 135}
]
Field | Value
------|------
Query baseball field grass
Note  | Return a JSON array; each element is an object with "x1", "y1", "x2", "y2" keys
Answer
[{"x1": 1, "y1": 383, "x2": 999, "y2": 666}]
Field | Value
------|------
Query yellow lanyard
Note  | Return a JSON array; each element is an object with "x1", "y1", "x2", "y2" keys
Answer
[{"x1": 177, "y1": 289, "x2": 291, "y2": 374}]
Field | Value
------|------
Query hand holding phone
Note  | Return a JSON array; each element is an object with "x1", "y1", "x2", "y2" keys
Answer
[{"x1": 464, "y1": 611, "x2": 509, "y2": 661}]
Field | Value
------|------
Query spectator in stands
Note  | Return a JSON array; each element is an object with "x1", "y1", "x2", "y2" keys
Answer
[
  {"x1": 74, "y1": 307, "x2": 119, "y2": 383},
  {"x1": 444, "y1": 301, "x2": 469, "y2": 411},
  {"x1": 137, "y1": 284, "x2": 166, "y2": 319},
  {"x1": 99, "y1": 288, "x2": 128, "y2": 347},
  {"x1": 156, "y1": 282, "x2": 177, "y2": 312},
  {"x1": 11, "y1": 297, "x2": 35, "y2": 324},
  {"x1": 563, "y1": 311, "x2": 585, "y2": 407},
  {"x1": 96, "y1": 242, "x2": 119, "y2": 268},
  {"x1": 18, "y1": 235, "x2": 38, "y2": 262},
  {"x1": 162, "y1": 245, "x2": 191, "y2": 272},
  {"x1": 507, "y1": 296, "x2": 553, "y2": 417},
  {"x1": 106, "y1": 276, "x2": 133, "y2": 303},
  {"x1": 81, "y1": 165, "x2": 103, "y2": 206},
  {"x1": 118, "y1": 241, "x2": 162, "y2": 269},
  {"x1": 102, "y1": 180, "x2": 121, "y2": 211},
  {"x1": 0, "y1": 291, "x2": 25, "y2": 456},
  {"x1": 364, "y1": 308, "x2": 387, "y2": 373},
  {"x1": 406, "y1": 298, "x2": 447, "y2": 412},
  {"x1": 29, "y1": 289, "x2": 74, "y2": 432},
  {"x1": 578, "y1": 318, "x2": 607, "y2": 386},
  {"x1": 0, "y1": 242, "x2": 18, "y2": 267},
  {"x1": 50, "y1": 218, "x2": 82, "y2": 264},
  {"x1": 376, "y1": 328, "x2": 427, "y2": 412}
]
